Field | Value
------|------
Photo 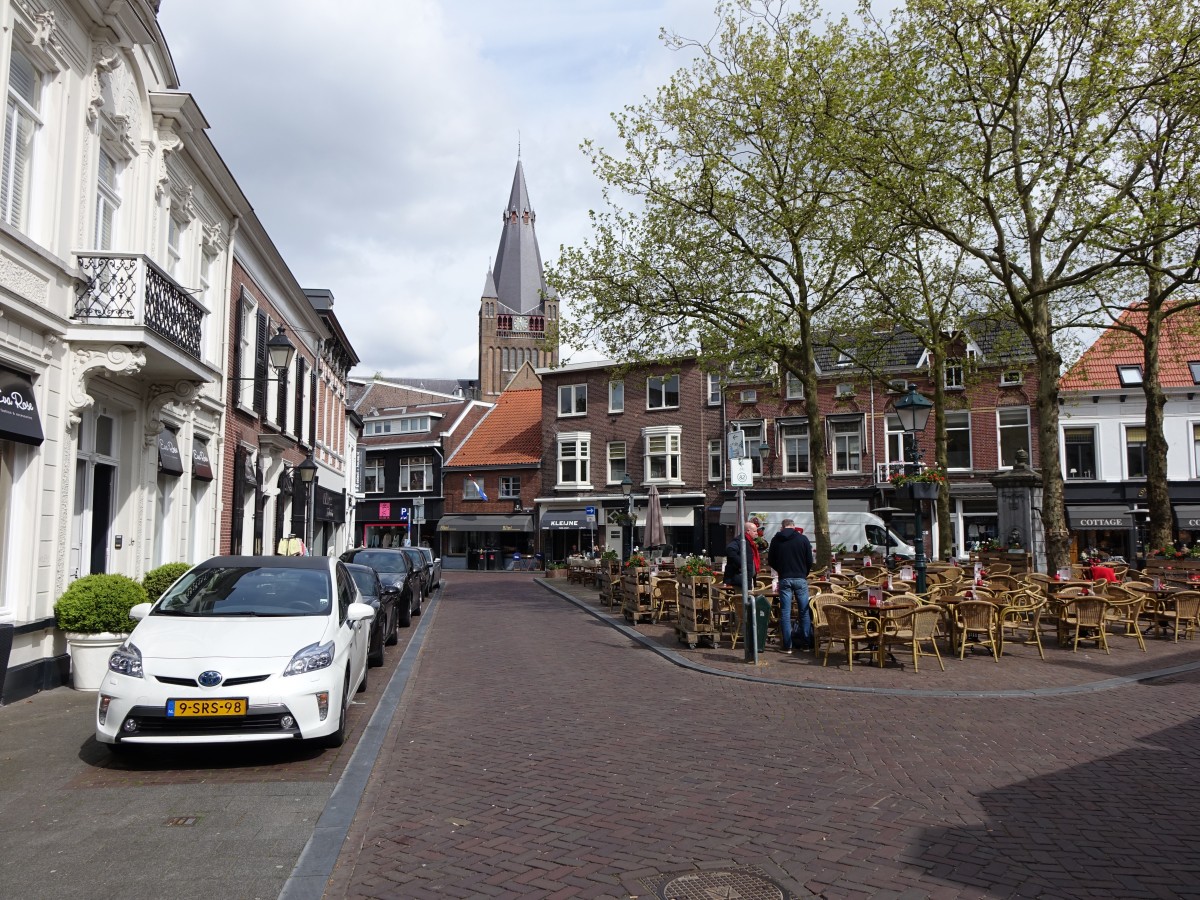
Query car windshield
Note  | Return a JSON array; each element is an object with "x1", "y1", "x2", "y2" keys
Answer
[
  {"x1": 153, "y1": 565, "x2": 332, "y2": 617},
  {"x1": 348, "y1": 568, "x2": 378, "y2": 596},
  {"x1": 350, "y1": 551, "x2": 408, "y2": 574}
]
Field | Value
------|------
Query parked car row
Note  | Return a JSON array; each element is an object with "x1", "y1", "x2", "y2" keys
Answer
[{"x1": 93, "y1": 547, "x2": 443, "y2": 753}]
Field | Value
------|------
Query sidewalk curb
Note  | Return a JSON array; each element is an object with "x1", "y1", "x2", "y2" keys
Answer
[
  {"x1": 539, "y1": 579, "x2": 1200, "y2": 698},
  {"x1": 279, "y1": 587, "x2": 440, "y2": 900}
]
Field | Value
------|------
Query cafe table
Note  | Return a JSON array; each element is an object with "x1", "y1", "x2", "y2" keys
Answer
[{"x1": 842, "y1": 599, "x2": 914, "y2": 667}]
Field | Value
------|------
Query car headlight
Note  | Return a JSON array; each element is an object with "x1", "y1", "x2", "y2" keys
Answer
[
  {"x1": 283, "y1": 640, "x2": 335, "y2": 676},
  {"x1": 108, "y1": 642, "x2": 143, "y2": 678}
]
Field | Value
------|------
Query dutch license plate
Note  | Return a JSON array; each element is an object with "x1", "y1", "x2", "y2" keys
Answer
[{"x1": 167, "y1": 698, "x2": 247, "y2": 717}]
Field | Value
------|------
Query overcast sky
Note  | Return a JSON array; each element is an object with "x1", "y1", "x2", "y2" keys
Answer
[{"x1": 156, "y1": 1, "x2": 853, "y2": 381}]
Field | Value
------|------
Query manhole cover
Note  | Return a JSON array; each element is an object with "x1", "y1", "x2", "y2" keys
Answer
[{"x1": 653, "y1": 867, "x2": 790, "y2": 899}]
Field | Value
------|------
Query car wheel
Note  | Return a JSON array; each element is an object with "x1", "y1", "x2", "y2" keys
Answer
[
  {"x1": 398, "y1": 593, "x2": 413, "y2": 628},
  {"x1": 413, "y1": 588, "x2": 423, "y2": 617},
  {"x1": 319, "y1": 673, "x2": 349, "y2": 748},
  {"x1": 384, "y1": 604, "x2": 398, "y2": 646},
  {"x1": 368, "y1": 626, "x2": 384, "y2": 667}
]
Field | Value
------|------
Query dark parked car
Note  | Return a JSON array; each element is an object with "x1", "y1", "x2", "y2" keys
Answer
[
  {"x1": 339, "y1": 548, "x2": 422, "y2": 627},
  {"x1": 418, "y1": 547, "x2": 442, "y2": 593},
  {"x1": 399, "y1": 546, "x2": 433, "y2": 605},
  {"x1": 344, "y1": 563, "x2": 396, "y2": 666}
]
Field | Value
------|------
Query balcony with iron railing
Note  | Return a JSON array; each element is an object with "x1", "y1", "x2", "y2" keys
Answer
[
  {"x1": 72, "y1": 253, "x2": 215, "y2": 381},
  {"x1": 875, "y1": 461, "x2": 908, "y2": 485}
]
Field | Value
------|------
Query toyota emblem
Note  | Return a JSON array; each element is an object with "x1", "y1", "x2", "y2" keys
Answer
[{"x1": 197, "y1": 670, "x2": 224, "y2": 688}]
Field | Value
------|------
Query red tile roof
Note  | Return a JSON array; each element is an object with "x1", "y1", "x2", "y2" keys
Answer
[
  {"x1": 446, "y1": 388, "x2": 542, "y2": 467},
  {"x1": 1059, "y1": 305, "x2": 1200, "y2": 391}
]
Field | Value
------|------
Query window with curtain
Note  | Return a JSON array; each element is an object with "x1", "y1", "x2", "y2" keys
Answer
[
  {"x1": 643, "y1": 427, "x2": 682, "y2": 482},
  {"x1": 401, "y1": 456, "x2": 432, "y2": 491},
  {"x1": 781, "y1": 421, "x2": 809, "y2": 475},
  {"x1": 1, "y1": 46, "x2": 40, "y2": 230},
  {"x1": 1126, "y1": 426, "x2": 1147, "y2": 478},
  {"x1": 557, "y1": 434, "x2": 590, "y2": 486},
  {"x1": 607, "y1": 441, "x2": 626, "y2": 483},
  {"x1": 1064, "y1": 427, "x2": 1096, "y2": 479},
  {"x1": 363, "y1": 459, "x2": 384, "y2": 493},
  {"x1": 830, "y1": 419, "x2": 862, "y2": 473},
  {"x1": 646, "y1": 375, "x2": 680, "y2": 410}
]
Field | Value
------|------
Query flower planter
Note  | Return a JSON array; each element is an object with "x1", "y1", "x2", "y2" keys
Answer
[
  {"x1": 65, "y1": 632, "x2": 126, "y2": 691},
  {"x1": 897, "y1": 482, "x2": 940, "y2": 500}
]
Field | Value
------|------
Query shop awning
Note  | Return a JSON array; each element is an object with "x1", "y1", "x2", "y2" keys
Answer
[
  {"x1": 439, "y1": 514, "x2": 534, "y2": 533},
  {"x1": 1066, "y1": 505, "x2": 1134, "y2": 530},
  {"x1": 192, "y1": 443, "x2": 214, "y2": 481},
  {"x1": 0, "y1": 368, "x2": 43, "y2": 446},
  {"x1": 633, "y1": 505, "x2": 695, "y2": 527},
  {"x1": 540, "y1": 510, "x2": 595, "y2": 529},
  {"x1": 1175, "y1": 505, "x2": 1200, "y2": 530},
  {"x1": 718, "y1": 498, "x2": 867, "y2": 525},
  {"x1": 157, "y1": 428, "x2": 184, "y2": 476}
]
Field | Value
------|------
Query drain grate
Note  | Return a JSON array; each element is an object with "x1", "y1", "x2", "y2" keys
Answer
[
  {"x1": 163, "y1": 816, "x2": 199, "y2": 827},
  {"x1": 648, "y1": 866, "x2": 791, "y2": 900}
]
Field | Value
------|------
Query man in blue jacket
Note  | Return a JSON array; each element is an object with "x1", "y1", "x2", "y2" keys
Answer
[{"x1": 767, "y1": 518, "x2": 814, "y2": 653}]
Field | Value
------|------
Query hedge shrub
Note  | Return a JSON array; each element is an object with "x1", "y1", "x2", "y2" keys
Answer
[
  {"x1": 54, "y1": 574, "x2": 148, "y2": 634},
  {"x1": 142, "y1": 562, "x2": 191, "y2": 603}
]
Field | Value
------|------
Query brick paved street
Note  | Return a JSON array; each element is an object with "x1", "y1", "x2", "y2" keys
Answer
[{"x1": 327, "y1": 571, "x2": 1200, "y2": 899}]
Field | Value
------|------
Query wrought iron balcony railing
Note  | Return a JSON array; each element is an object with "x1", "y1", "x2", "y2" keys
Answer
[
  {"x1": 75, "y1": 253, "x2": 204, "y2": 359},
  {"x1": 876, "y1": 461, "x2": 908, "y2": 485}
]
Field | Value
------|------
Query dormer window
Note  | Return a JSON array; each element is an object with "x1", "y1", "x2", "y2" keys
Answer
[
  {"x1": 1189, "y1": 361, "x2": 1200, "y2": 385},
  {"x1": 1117, "y1": 365, "x2": 1143, "y2": 387},
  {"x1": 836, "y1": 350, "x2": 852, "y2": 367}
]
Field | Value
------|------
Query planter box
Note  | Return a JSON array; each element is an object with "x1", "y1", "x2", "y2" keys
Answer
[
  {"x1": 897, "y1": 482, "x2": 941, "y2": 500},
  {"x1": 65, "y1": 632, "x2": 127, "y2": 691},
  {"x1": 1144, "y1": 557, "x2": 1200, "y2": 586}
]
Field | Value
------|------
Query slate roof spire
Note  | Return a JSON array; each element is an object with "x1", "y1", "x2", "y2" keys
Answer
[{"x1": 491, "y1": 160, "x2": 556, "y2": 313}]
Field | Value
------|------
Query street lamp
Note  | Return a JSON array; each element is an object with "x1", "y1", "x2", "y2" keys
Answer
[
  {"x1": 267, "y1": 326, "x2": 297, "y2": 373},
  {"x1": 1130, "y1": 506, "x2": 1151, "y2": 564},
  {"x1": 757, "y1": 440, "x2": 770, "y2": 483},
  {"x1": 297, "y1": 453, "x2": 318, "y2": 555},
  {"x1": 894, "y1": 384, "x2": 934, "y2": 593},
  {"x1": 621, "y1": 472, "x2": 634, "y2": 562}
]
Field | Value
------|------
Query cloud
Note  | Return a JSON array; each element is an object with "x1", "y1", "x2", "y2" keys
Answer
[{"x1": 155, "y1": 1, "x2": 822, "y2": 378}]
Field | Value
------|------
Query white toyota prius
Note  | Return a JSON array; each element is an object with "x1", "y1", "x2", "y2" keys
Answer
[{"x1": 95, "y1": 556, "x2": 374, "y2": 751}]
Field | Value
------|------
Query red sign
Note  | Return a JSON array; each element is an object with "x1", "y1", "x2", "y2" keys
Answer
[{"x1": 379, "y1": 502, "x2": 391, "y2": 519}]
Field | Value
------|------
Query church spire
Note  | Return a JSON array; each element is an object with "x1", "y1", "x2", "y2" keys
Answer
[{"x1": 491, "y1": 160, "x2": 556, "y2": 314}]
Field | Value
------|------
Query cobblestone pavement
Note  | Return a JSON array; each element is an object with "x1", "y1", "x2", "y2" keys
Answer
[
  {"x1": 327, "y1": 571, "x2": 1200, "y2": 899},
  {"x1": 0, "y1": 602, "x2": 423, "y2": 900}
]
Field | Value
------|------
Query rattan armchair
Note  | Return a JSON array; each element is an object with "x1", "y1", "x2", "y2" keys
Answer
[
  {"x1": 1160, "y1": 590, "x2": 1200, "y2": 642},
  {"x1": 999, "y1": 593, "x2": 1046, "y2": 660},
  {"x1": 1061, "y1": 596, "x2": 1111, "y2": 653},
  {"x1": 882, "y1": 605, "x2": 945, "y2": 672},
  {"x1": 809, "y1": 592, "x2": 844, "y2": 656},
  {"x1": 651, "y1": 577, "x2": 679, "y2": 624},
  {"x1": 953, "y1": 599, "x2": 1002, "y2": 661},
  {"x1": 822, "y1": 604, "x2": 880, "y2": 669},
  {"x1": 1102, "y1": 595, "x2": 1147, "y2": 651}
]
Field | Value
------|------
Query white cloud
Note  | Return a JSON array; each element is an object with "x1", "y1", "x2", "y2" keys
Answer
[{"x1": 156, "y1": 0, "x2": 856, "y2": 377}]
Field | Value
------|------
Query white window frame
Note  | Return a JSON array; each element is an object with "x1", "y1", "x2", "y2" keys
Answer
[
  {"x1": 1000, "y1": 369, "x2": 1024, "y2": 386},
  {"x1": 830, "y1": 418, "x2": 863, "y2": 474},
  {"x1": 1118, "y1": 365, "x2": 1144, "y2": 387},
  {"x1": 785, "y1": 371, "x2": 804, "y2": 400},
  {"x1": 708, "y1": 438, "x2": 723, "y2": 481},
  {"x1": 363, "y1": 458, "x2": 384, "y2": 493},
  {"x1": 1125, "y1": 424, "x2": 1147, "y2": 479},
  {"x1": 556, "y1": 432, "x2": 591, "y2": 488},
  {"x1": 94, "y1": 146, "x2": 121, "y2": 250},
  {"x1": 1, "y1": 45, "x2": 41, "y2": 230},
  {"x1": 945, "y1": 410, "x2": 972, "y2": 470},
  {"x1": 740, "y1": 389, "x2": 758, "y2": 403},
  {"x1": 1063, "y1": 426, "x2": 1097, "y2": 480},
  {"x1": 944, "y1": 359, "x2": 965, "y2": 390},
  {"x1": 166, "y1": 214, "x2": 184, "y2": 279},
  {"x1": 997, "y1": 407, "x2": 1031, "y2": 469},
  {"x1": 558, "y1": 383, "x2": 587, "y2": 417},
  {"x1": 608, "y1": 380, "x2": 624, "y2": 413},
  {"x1": 885, "y1": 413, "x2": 905, "y2": 468},
  {"x1": 642, "y1": 425, "x2": 683, "y2": 484},
  {"x1": 237, "y1": 298, "x2": 257, "y2": 410},
  {"x1": 707, "y1": 373, "x2": 722, "y2": 406},
  {"x1": 499, "y1": 475, "x2": 521, "y2": 499},
  {"x1": 780, "y1": 420, "x2": 809, "y2": 475},
  {"x1": 1193, "y1": 422, "x2": 1200, "y2": 478},
  {"x1": 736, "y1": 421, "x2": 765, "y2": 476},
  {"x1": 607, "y1": 441, "x2": 626, "y2": 484},
  {"x1": 646, "y1": 374, "x2": 680, "y2": 410},
  {"x1": 400, "y1": 455, "x2": 432, "y2": 492}
]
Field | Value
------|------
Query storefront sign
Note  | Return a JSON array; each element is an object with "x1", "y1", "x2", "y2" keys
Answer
[
  {"x1": 313, "y1": 485, "x2": 345, "y2": 523},
  {"x1": 380, "y1": 502, "x2": 391, "y2": 519},
  {"x1": 157, "y1": 428, "x2": 184, "y2": 476},
  {"x1": 0, "y1": 367, "x2": 44, "y2": 446},
  {"x1": 192, "y1": 442, "x2": 214, "y2": 481}
]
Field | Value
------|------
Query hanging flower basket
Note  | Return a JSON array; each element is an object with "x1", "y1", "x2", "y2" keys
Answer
[{"x1": 909, "y1": 482, "x2": 940, "y2": 500}]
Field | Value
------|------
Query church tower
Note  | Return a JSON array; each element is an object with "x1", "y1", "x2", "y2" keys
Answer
[{"x1": 478, "y1": 160, "x2": 560, "y2": 400}]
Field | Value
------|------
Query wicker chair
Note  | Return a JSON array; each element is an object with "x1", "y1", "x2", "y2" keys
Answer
[
  {"x1": 953, "y1": 599, "x2": 1002, "y2": 661},
  {"x1": 809, "y1": 592, "x2": 845, "y2": 655},
  {"x1": 1102, "y1": 595, "x2": 1147, "y2": 651},
  {"x1": 1061, "y1": 596, "x2": 1111, "y2": 653},
  {"x1": 984, "y1": 574, "x2": 1022, "y2": 592},
  {"x1": 1159, "y1": 590, "x2": 1200, "y2": 641},
  {"x1": 999, "y1": 593, "x2": 1046, "y2": 660},
  {"x1": 882, "y1": 605, "x2": 945, "y2": 672},
  {"x1": 822, "y1": 604, "x2": 880, "y2": 669},
  {"x1": 985, "y1": 562, "x2": 1013, "y2": 576},
  {"x1": 651, "y1": 577, "x2": 679, "y2": 624}
]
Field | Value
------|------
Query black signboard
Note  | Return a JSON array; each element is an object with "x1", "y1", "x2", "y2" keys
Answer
[
  {"x1": 157, "y1": 428, "x2": 184, "y2": 476},
  {"x1": 192, "y1": 441, "x2": 214, "y2": 481},
  {"x1": 313, "y1": 484, "x2": 345, "y2": 523},
  {"x1": 0, "y1": 367, "x2": 44, "y2": 446}
]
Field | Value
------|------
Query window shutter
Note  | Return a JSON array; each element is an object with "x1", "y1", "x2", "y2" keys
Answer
[
  {"x1": 294, "y1": 357, "x2": 306, "y2": 438},
  {"x1": 232, "y1": 289, "x2": 247, "y2": 389},
  {"x1": 253, "y1": 311, "x2": 268, "y2": 416},
  {"x1": 276, "y1": 358, "x2": 288, "y2": 432}
]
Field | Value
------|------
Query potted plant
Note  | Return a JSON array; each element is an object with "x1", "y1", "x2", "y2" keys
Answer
[
  {"x1": 889, "y1": 467, "x2": 947, "y2": 500},
  {"x1": 624, "y1": 552, "x2": 650, "y2": 570},
  {"x1": 142, "y1": 562, "x2": 191, "y2": 603},
  {"x1": 544, "y1": 561, "x2": 569, "y2": 579},
  {"x1": 54, "y1": 574, "x2": 148, "y2": 691},
  {"x1": 676, "y1": 556, "x2": 715, "y2": 579}
]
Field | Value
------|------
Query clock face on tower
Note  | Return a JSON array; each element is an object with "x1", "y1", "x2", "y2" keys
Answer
[{"x1": 512, "y1": 315, "x2": 529, "y2": 331}]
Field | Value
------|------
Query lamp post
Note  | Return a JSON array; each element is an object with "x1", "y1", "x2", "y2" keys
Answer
[
  {"x1": 894, "y1": 384, "x2": 934, "y2": 593},
  {"x1": 266, "y1": 326, "x2": 297, "y2": 373},
  {"x1": 297, "y1": 453, "x2": 318, "y2": 556},
  {"x1": 1130, "y1": 506, "x2": 1151, "y2": 566},
  {"x1": 621, "y1": 472, "x2": 634, "y2": 562},
  {"x1": 757, "y1": 440, "x2": 770, "y2": 486}
]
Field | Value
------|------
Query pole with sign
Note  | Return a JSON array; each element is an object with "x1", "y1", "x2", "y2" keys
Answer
[
  {"x1": 728, "y1": 426, "x2": 758, "y2": 665},
  {"x1": 412, "y1": 496, "x2": 425, "y2": 546}
]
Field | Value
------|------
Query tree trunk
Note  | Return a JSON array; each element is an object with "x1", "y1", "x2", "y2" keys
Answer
[
  {"x1": 1143, "y1": 282, "x2": 1171, "y2": 551},
  {"x1": 1033, "y1": 314, "x2": 1069, "y2": 574},
  {"x1": 929, "y1": 345, "x2": 953, "y2": 559}
]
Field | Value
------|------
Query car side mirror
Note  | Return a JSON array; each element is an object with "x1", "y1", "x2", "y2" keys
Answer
[
  {"x1": 130, "y1": 602, "x2": 153, "y2": 620},
  {"x1": 348, "y1": 602, "x2": 376, "y2": 623}
]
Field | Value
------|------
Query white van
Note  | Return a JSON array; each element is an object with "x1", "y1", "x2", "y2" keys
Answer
[{"x1": 748, "y1": 509, "x2": 916, "y2": 560}]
